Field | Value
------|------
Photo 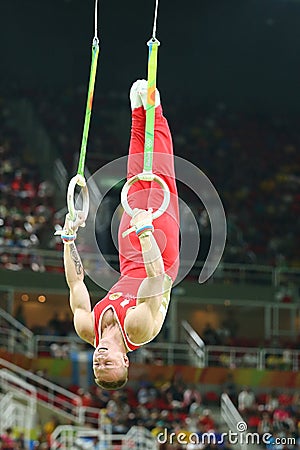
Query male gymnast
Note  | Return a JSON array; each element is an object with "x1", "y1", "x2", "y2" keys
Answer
[{"x1": 62, "y1": 79, "x2": 180, "y2": 389}]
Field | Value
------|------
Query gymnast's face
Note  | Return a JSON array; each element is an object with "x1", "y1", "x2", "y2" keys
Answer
[{"x1": 93, "y1": 345, "x2": 129, "y2": 388}]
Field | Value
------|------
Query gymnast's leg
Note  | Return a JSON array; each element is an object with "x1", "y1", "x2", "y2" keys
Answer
[{"x1": 119, "y1": 80, "x2": 179, "y2": 282}]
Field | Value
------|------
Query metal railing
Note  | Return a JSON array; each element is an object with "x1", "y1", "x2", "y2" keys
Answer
[
  {"x1": 221, "y1": 393, "x2": 247, "y2": 450},
  {"x1": 50, "y1": 425, "x2": 158, "y2": 450},
  {"x1": 181, "y1": 320, "x2": 205, "y2": 367},
  {"x1": 0, "y1": 358, "x2": 101, "y2": 427},
  {"x1": 0, "y1": 392, "x2": 16, "y2": 430},
  {"x1": 0, "y1": 327, "x2": 34, "y2": 358},
  {"x1": 0, "y1": 395, "x2": 32, "y2": 448},
  {"x1": 1, "y1": 246, "x2": 300, "y2": 287},
  {"x1": 131, "y1": 338, "x2": 300, "y2": 371},
  {"x1": 36, "y1": 333, "x2": 198, "y2": 366},
  {"x1": 34, "y1": 336, "x2": 300, "y2": 371},
  {"x1": 204, "y1": 345, "x2": 299, "y2": 371},
  {"x1": 34, "y1": 334, "x2": 86, "y2": 356},
  {"x1": 2, "y1": 326, "x2": 300, "y2": 372},
  {"x1": 1, "y1": 317, "x2": 300, "y2": 372},
  {"x1": 180, "y1": 320, "x2": 300, "y2": 371},
  {"x1": 130, "y1": 341, "x2": 193, "y2": 366},
  {"x1": 0, "y1": 369, "x2": 37, "y2": 449},
  {"x1": 0, "y1": 308, "x2": 34, "y2": 357}
]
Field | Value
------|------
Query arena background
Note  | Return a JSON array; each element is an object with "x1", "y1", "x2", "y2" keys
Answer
[
  {"x1": 2, "y1": 0, "x2": 300, "y2": 112},
  {"x1": 0, "y1": 0, "x2": 300, "y2": 449}
]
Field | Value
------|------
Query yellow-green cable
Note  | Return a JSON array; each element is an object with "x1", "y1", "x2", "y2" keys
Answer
[
  {"x1": 143, "y1": 39, "x2": 160, "y2": 173},
  {"x1": 77, "y1": 37, "x2": 100, "y2": 178}
]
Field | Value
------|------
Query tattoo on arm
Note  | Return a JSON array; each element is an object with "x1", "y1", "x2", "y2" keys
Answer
[{"x1": 70, "y1": 243, "x2": 83, "y2": 275}]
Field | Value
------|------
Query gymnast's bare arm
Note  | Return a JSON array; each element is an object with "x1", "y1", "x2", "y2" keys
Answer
[
  {"x1": 63, "y1": 242, "x2": 94, "y2": 345},
  {"x1": 124, "y1": 210, "x2": 166, "y2": 344}
]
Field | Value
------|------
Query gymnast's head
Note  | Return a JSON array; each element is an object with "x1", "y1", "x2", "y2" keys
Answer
[{"x1": 93, "y1": 342, "x2": 129, "y2": 390}]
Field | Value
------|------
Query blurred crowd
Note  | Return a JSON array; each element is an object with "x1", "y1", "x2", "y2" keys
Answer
[
  {"x1": 167, "y1": 103, "x2": 300, "y2": 267},
  {"x1": 236, "y1": 386, "x2": 300, "y2": 450},
  {"x1": 0, "y1": 99, "x2": 58, "y2": 272},
  {"x1": 2, "y1": 373, "x2": 300, "y2": 449},
  {"x1": 0, "y1": 428, "x2": 25, "y2": 450},
  {"x1": 1, "y1": 87, "x2": 300, "y2": 272}
]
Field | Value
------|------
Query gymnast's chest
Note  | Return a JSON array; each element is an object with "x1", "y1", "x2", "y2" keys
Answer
[{"x1": 101, "y1": 307, "x2": 115, "y2": 328}]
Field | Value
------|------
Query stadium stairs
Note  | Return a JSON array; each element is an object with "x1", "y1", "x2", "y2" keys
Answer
[{"x1": 0, "y1": 359, "x2": 158, "y2": 449}]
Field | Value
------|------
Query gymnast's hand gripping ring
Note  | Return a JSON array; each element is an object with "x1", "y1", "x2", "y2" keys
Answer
[{"x1": 67, "y1": 174, "x2": 89, "y2": 228}]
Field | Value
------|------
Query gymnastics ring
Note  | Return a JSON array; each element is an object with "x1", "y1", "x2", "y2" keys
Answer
[
  {"x1": 67, "y1": 174, "x2": 89, "y2": 227},
  {"x1": 121, "y1": 172, "x2": 170, "y2": 219}
]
